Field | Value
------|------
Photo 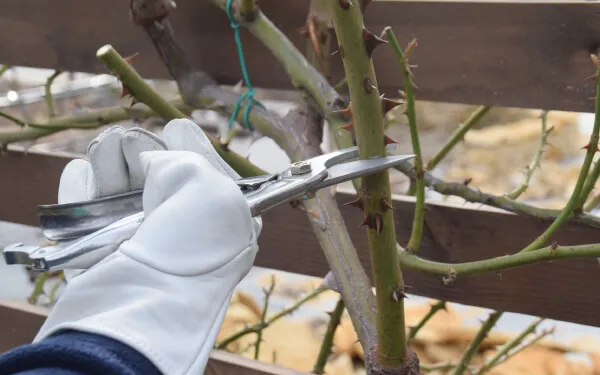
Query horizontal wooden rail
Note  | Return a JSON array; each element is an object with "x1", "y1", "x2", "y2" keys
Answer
[
  {"x1": 1, "y1": 1, "x2": 600, "y2": 112},
  {"x1": 4, "y1": 149, "x2": 600, "y2": 328},
  {"x1": 0, "y1": 300, "x2": 306, "y2": 375}
]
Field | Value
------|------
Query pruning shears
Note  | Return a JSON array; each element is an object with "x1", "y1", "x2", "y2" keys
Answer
[{"x1": 3, "y1": 145, "x2": 414, "y2": 272}]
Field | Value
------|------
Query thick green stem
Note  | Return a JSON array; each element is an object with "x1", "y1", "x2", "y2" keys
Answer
[
  {"x1": 473, "y1": 317, "x2": 544, "y2": 375},
  {"x1": 312, "y1": 298, "x2": 345, "y2": 374},
  {"x1": 384, "y1": 27, "x2": 424, "y2": 253},
  {"x1": 398, "y1": 242, "x2": 600, "y2": 276},
  {"x1": 426, "y1": 105, "x2": 492, "y2": 171},
  {"x1": 520, "y1": 59, "x2": 600, "y2": 252},
  {"x1": 451, "y1": 311, "x2": 503, "y2": 375},
  {"x1": 328, "y1": 2, "x2": 407, "y2": 367},
  {"x1": 96, "y1": 44, "x2": 265, "y2": 177},
  {"x1": 506, "y1": 111, "x2": 550, "y2": 200}
]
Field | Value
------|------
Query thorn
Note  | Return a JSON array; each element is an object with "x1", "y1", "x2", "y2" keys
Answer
[
  {"x1": 124, "y1": 53, "x2": 139, "y2": 65},
  {"x1": 343, "y1": 196, "x2": 364, "y2": 210},
  {"x1": 374, "y1": 214, "x2": 383, "y2": 234},
  {"x1": 306, "y1": 16, "x2": 322, "y2": 60},
  {"x1": 362, "y1": 28, "x2": 387, "y2": 58},
  {"x1": 326, "y1": 310, "x2": 334, "y2": 317},
  {"x1": 463, "y1": 177, "x2": 473, "y2": 186},
  {"x1": 384, "y1": 135, "x2": 399, "y2": 145},
  {"x1": 339, "y1": 0, "x2": 353, "y2": 10},
  {"x1": 340, "y1": 122, "x2": 354, "y2": 132},
  {"x1": 363, "y1": 77, "x2": 376, "y2": 94},
  {"x1": 120, "y1": 85, "x2": 132, "y2": 99},
  {"x1": 359, "y1": 213, "x2": 372, "y2": 228},
  {"x1": 381, "y1": 95, "x2": 404, "y2": 115},
  {"x1": 332, "y1": 104, "x2": 352, "y2": 118},
  {"x1": 391, "y1": 288, "x2": 407, "y2": 302},
  {"x1": 297, "y1": 25, "x2": 308, "y2": 35},
  {"x1": 381, "y1": 198, "x2": 394, "y2": 212},
  {"x1": 582, "y1": 143, "x2": 600, "y2": 153},
  {"x1": 399, "y1": 90, "x2": 407, "y2": 99},
  {"x1": 331, "y1": 45, "x2": 345, "y2": 58}
]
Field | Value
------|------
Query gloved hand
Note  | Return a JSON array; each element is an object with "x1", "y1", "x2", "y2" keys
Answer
[{"x1": 33, "y1": 119, "x2": 262, "y2": 375}]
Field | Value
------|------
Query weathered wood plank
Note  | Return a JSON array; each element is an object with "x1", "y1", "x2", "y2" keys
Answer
[
  {"x1": 0, "y1": 300, "x2": 307, "y2": 374},
  {"x1": 3, "y1": 149, "x2": 600, "y2": 328},
  {"x1": 0, "y1": 1, "x2": 599, "y2": 112}
]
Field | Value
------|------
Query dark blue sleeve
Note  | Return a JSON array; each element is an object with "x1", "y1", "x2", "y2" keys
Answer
[{"x1": 0, "y1": 330, "x2": 162, "y2": 375}]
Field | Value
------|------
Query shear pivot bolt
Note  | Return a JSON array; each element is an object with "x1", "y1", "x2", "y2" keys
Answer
[{"x1": 290, "y1": 161, "x2": 312, "y2": 175}]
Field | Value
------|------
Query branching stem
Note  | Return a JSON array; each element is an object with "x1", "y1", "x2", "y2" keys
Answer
[
  {"x1": 216, "y1": 288, "x2": 326, "y2": 350},
  {"x1": 407, "y1": 300, "x2": 446, "y2": 342},
  {"x1": 520, "y1": 59, "x2": 600, "y2": 252},
  {"x1": 473, "y1": 317, "x2": 544, "y2": 375},
  {"x1": 254, "y1": 276, "x2": 276, "y2": 360},
  {"x1": 44, "y1": 70, "x2": 62, "y2": 118},
  {"x1": 506, "y1": 111, "x2": 551, "y2": 200},
  {"x1": 384, "y1": 27, "x2": 424, "y2": 253},
  {"x1": 426, "y1": 105, "x2": 492, "y2": 171},
  {"x1": 451, "y1": 311, "x2": 503, "y2": 375}
]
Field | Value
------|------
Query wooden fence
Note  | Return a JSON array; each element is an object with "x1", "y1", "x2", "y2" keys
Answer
[{"x1": 2, "y1": 0, "x2": 600, "y2": 374}]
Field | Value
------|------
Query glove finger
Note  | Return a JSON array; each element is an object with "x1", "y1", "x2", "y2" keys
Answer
[
  {"x1": 161, "y1": 119, "x2": 241, "y2": 180},
  {"x1": 87, "y1": 126, "x2": 130, "y2": 197},
  {"x1": 58, "y1": 159, "x2": 95, "y2": 204},
  {"x1": 121, "y1": 127, "x2": 168, "y2": 190}
]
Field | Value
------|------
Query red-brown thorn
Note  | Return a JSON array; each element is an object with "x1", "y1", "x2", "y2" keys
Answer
[
  {"x1": 362, "y1": 28, "x2": 387, "y2": 58},
  {"x1": 340, "y1": 122, "x2": 354, "y2": 132},
  {"x1": 381, "y1": 95, "x2": 404, "y2": 115},
  {"x1": 381, "y1": 198, "x2": 394, "y2": 212},
  {"x1": 343, "y1": 196, "x2": 364, "y2": 211},
  {"x1": 384, "y1": 135, "x2": 399, "y2": 146}
]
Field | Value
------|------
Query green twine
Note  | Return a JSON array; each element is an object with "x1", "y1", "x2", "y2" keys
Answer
[{"x1": 226, "y1": 0, "x2": 258, "y2": 131}]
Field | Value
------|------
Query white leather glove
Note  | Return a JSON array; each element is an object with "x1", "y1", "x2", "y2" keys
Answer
[{"x1": 33, "y1": 119, "x2": 262, "y2": 375}]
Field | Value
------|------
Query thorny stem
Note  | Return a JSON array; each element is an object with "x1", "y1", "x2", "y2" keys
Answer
[
  {"x1": 255, "y1": 276, "x2": 276, "y2": 360},
  {"x1": 384, "y1": 27, "x2": 424, "y2": 253},
  {"x1": 520, "y1": 57, "x2": 600, "y2": 252},
  {"x1": 0, "y1": 111, "x2": 28, "y2": 127},
  {"x1": 44, "y1": 70, "x2": 62, "y2": 118},
  {"x1": 473, "y1": 317, "x2": 544, "y2": 375},
  {"x1": 451, "y1": 311, "x2": 503, "y2": 375},
  {"x1": 95, "y1": 44, "x2": 266, "y2": 177},
  {"x1": 489, "y1": 328, "x2": 555, "y2": 370},
  {"x1": 426, "y1": 105, "x2": 492, "y2": 171},
  {"x1": 407, "y1": 300, "x2": 446, "y2": 342},
  {"x1": 506, "y1": 111, "x2": 551, "y2": 200},
  {"x1": 328, "y1": 2, "x2": 407, "y2": 367},
  {"x1": 397, "y1": 242, "x2": 600, "y2": 276},
  {"x1": 312, "y1": 297, "x2": 345, "y2": 375},
  {"x1": 394, "y1": 160, "x2": 600, "y2": 228},
  {"x1": 216, "y1": 287, "x2": 326, "y2": 350}
]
